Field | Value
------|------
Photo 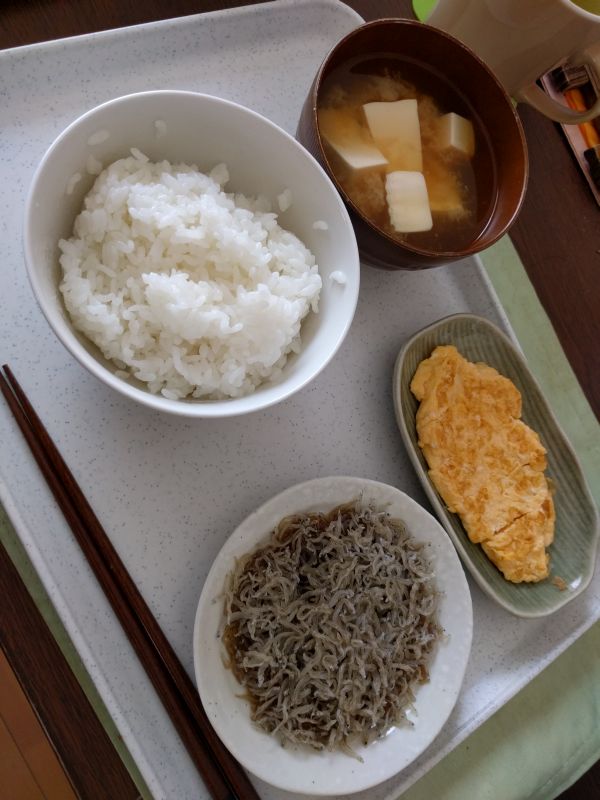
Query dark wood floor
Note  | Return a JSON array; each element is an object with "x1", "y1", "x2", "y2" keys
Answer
[{"x1": 0, "y1": 649, "x2": 78, "y2": 800}]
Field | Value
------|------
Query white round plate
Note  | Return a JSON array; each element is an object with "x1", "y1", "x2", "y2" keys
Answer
[{"x1": 193, "y1": 476, "x2": 473, "y2": 795}]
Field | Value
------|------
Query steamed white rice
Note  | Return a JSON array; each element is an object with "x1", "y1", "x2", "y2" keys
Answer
[{"x1": 58, "y1": 154, "x2": 322, "y2": 400}]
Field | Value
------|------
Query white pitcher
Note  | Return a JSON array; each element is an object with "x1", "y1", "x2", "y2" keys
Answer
[{"x1": 426, "y1": 0, "x2": 600, "y2": 123}]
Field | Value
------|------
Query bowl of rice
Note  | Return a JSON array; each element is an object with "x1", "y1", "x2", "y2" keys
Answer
[{"x1": 24, "y1": 91, "x2": 360, "y2": 416}]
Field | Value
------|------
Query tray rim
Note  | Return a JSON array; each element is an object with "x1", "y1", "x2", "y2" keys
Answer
[
  {"x1": 0, "y1": 0, "x2": 363, "y2": 58},
  {"x1": 1, "y1": 2, "x2": 599, "y2": 800}
]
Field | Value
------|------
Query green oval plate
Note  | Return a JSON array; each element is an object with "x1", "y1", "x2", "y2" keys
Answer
[{"x1": 393, "y1": 313, "x2": 599, "y2": 618}]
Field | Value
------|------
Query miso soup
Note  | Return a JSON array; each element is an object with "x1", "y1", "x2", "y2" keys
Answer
[{"x1": 317, "y1": 55, "x2": 496, "y2": 253}]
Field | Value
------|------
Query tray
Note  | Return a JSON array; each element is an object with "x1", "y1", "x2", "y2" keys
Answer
[{"x1": 1, "y1": 2, "x2": 598, "y2": 799}]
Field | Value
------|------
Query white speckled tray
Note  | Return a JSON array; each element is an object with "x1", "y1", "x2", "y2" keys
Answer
[{"x1": 0, "y1": 2, "x2": 598, "y2": 800}]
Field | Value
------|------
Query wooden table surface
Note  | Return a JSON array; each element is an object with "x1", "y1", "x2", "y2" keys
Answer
[{"x1": 1, "y1": 2, "x2": 599, "y2": 799}]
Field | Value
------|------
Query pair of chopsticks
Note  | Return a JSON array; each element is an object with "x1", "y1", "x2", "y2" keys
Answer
[{"x1": 0, "y1": 364, "x2": 259, "y2": 800}]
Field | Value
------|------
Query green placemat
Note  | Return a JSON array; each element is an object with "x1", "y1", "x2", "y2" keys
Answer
[{"x1": 401, "y1": 623, "x2": 600, "y2": 800}]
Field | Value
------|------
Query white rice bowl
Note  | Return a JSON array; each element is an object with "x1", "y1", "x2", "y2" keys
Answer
[
  {"x1": 58, "y1": 154, "x2": 322, "y2": 400},
  {"x1": 25, "y1": 91, "x2": 360, "y2": 418}
]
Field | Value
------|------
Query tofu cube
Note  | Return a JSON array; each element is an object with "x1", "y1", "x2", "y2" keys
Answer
[
  {"x1": 362, "y1": 99, "x2": 423, "y2": 171},
  {"x1": 385, "y1": 171, "x2": 433, "y2": 233},
  {"x1": 318, "y1": 108, "x2": 388, "y2": 172},
  {"x1": 437, "y1": 112, "x2": 475, "y2": 157}
]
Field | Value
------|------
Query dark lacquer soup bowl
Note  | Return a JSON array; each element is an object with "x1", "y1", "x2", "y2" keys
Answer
[{"x1": 297, "y1": 19, "x2": 528, "y2": 270}]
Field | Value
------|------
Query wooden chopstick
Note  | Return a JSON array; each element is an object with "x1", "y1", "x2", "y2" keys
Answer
[{"x1": 0, "y1": 364, "x2": 260, "y2": 800}]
